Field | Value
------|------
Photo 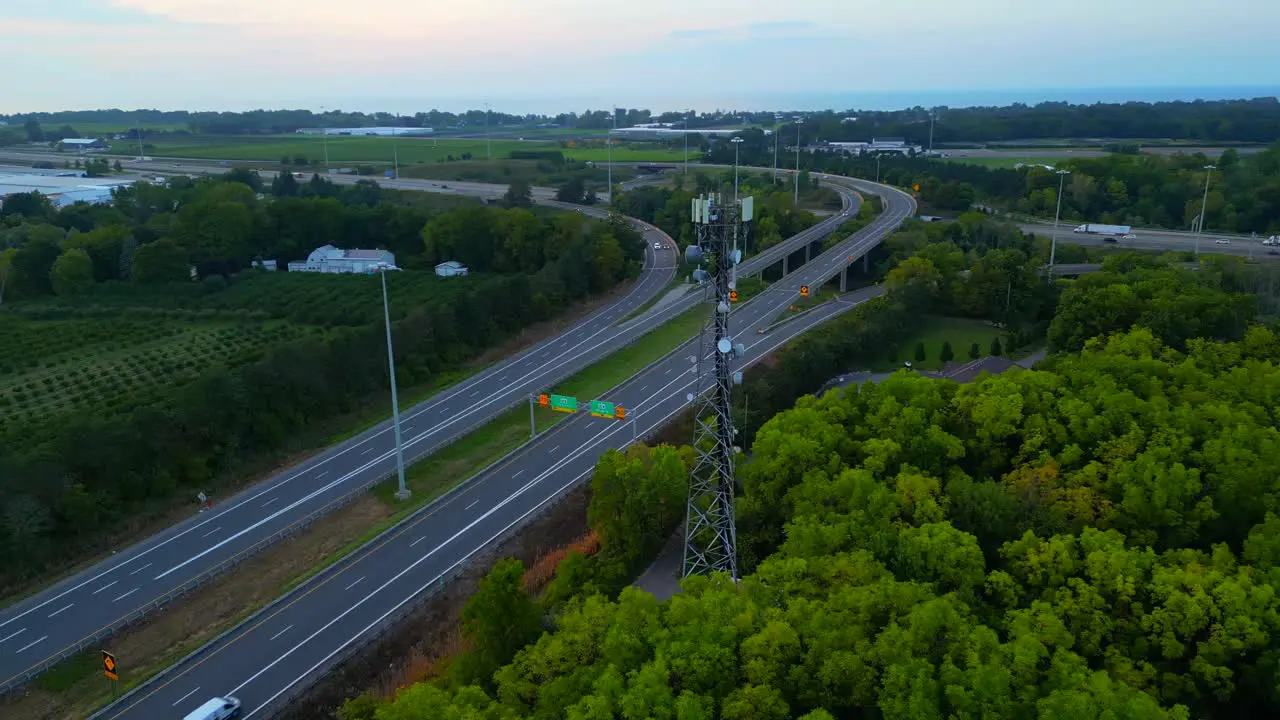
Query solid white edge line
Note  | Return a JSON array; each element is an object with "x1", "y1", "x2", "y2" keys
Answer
[{"x1": 171, "y1": 686, "x2": 200, "y2": 706}]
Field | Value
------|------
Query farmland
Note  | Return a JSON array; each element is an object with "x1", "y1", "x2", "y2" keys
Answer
[
  {"x1": 107, "y1": 134, "x2": 690, "y2": 164},
  {"x1": 0, "y1": 315, "x2": 318, "y2": 437}
]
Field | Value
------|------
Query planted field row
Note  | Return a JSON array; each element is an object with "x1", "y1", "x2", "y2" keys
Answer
[{"x1": 0, "y1": 320, "x2": 323, "y2": 434}]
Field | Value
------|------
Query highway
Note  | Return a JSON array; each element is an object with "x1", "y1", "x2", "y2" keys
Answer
[
  {"x1": 94, "y1": 175, "x2": 914, "y2": 719},
  {"x1": 0, "y1": 165, "x2": 858, "y2": 693},
  {"x1": 1021, "y1": 222, "x2": 1280, "y2": 260}
]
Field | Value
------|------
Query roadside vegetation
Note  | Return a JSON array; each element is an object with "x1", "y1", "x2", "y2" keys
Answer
[
  {"x1": 0, "y1": 170, "x2": 649, "y2": 596},
  {"x1": 342, "y1": 207, "x2": 1280, "y2": 720}
]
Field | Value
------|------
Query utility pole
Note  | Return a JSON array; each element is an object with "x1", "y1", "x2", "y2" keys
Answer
[
  {"x1": 1050, "y1": 169, "x2": 1070, "y2": 273},
  {"x1": 381, "y1": 268, "x2": 410, "y2": 500},
  {"x1": 1195, "y1": 164, "x2": 1215, "y2": 256},
  {"x1": 793, "y1": 116, "x2": 802, "y2": 205}
]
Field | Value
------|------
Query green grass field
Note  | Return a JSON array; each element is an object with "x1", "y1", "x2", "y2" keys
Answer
[
  {"x1": 109, "y1": 134, "x2": 689, "y2": 165},
  {"x1": 398, "y1": 159, "x2": 636, "y2": 188},
  {"x1": 944, "y1": 156, "x2": 1069, "y2": 169},
  {"x1": 870, "y1": 315, "x2": 1005, "y2": 371}
]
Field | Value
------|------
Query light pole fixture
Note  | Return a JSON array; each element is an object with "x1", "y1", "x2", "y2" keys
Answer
[
  {"x1": 380, "y1": 267, "x2": 410, "y2": 501},
  {"x1": 773, "y1": 113, "x2": 782, "y2": 181},
  {"x1": 484, "y1": 103, "x2": 492, "y2": 160},
  {"x1": 320, "y1": 104, "x2": 330, "y2": 170},
  {"x1": 731, "y1": 136, "x2": 744, "y2": 204},
  {"x1": 1195, "y1": 164, "x2": 1216, "y2": 256},
  {"x1": 1050, "y1": 169, "x2": 1070, "y2": 273},
  {"x1": 793, "y1": 116, "x2": 802, "y2": 205},
  {"x1": 684, "y1": 110, "x2": 690, "y2": 174}
]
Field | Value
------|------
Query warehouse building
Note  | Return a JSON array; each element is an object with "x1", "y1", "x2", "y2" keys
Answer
[
  {"x1": 0, "y1": 173, "x2": 133, "y2": 208},
  {"x1": 57, "y1": 137, "x2": 108, "y2": 151},
  {"x1": 287, "y1": 245, "x2": 397, "y2": 274}
]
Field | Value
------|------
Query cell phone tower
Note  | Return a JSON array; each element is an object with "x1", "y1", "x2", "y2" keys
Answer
[{"x1": 682, "y1": 191, "x2": 752, "y2": 580}]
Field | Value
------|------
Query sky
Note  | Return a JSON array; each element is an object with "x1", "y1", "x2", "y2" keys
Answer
[{"x1": 5, "y1": 0, "x2": 1280, "y2": 115}]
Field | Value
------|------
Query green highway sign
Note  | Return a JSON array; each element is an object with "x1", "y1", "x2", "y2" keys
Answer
[
  {"x1": 590, "y1": 400, "x2": 616, "y2": 418},
  {"x1": 550, "y1": 394, "x2": 577, "y2": 413}
]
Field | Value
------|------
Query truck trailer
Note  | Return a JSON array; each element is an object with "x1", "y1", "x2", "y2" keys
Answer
[{"x1": 1073, "y1": 223, "x2": 1131, "y2": 236}]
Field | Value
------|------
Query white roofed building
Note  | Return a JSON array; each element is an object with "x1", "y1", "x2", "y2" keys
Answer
[
  {"x1": 58, "y1": 138, "x2": 108, "y2": 151},
  {"x1": 287, "y1": 245, "x2": 397, "y2": 274},
  {"x1": 435, "y1": 260, "x2": 470, "y2": 277}
]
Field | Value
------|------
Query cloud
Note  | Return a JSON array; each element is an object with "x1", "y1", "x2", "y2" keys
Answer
[{"x1": 746, "y1": 21, "x2": 816, "y2": 35}]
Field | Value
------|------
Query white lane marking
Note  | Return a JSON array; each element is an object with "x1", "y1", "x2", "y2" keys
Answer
[
  {"x1": 260, "y1": 497, "x2": 279, "y2": 509},
  {"x1": 128, "y1": 563, "x2": 153, "y2": 576},
  {"x1": 47, "y1": 603, "x2": 74, "y2": 618},
  {"x1": 639, "y1": 384, "x2": 648, "y2": 393},
  {"x1": 465, "y1": 500, "x2": 479, "y2": 510},
  {"x1": 361, "y1": 447, "x2": 374, "y2": 455},
  {"x1": 315, "y1": 470, "x2": 328, "y2": 479},
  {"x1": 550, "y1": 445, "x2": 560, "y2": 453},
  {"x1": 92, "y1": 581, "x2": 118, "y2": 595},
  {"x1": 469, "y1": 390, "x2": 479, "y2": 398},
  {"x1": 112, "y1": 588, "x2": 139, "y2": 602},
  {"x1": 173, "y1": 687, "x2": 201, "y2": 706},
  {"x1": 512, "y1": 469, "x2": 524, "y2": 478},
  {"x1": 201, "y1": 526, "x2": 222, "y2": 539},
  {"x1": 15, "y1": 636, "x2": 46, "y2": 653},
  {"x1": 410, "y1": 536, "x2": 427, "y2": 547},
  {"x1": 0, "y1": 628, "x2": 26, "y2": 645},
  {"x1": 343, "y1": 577, "x2": 365, "y2": 591},
  {"x1": 269, "y1": 625, "x2": 293, "y2": 641},
  {"x1": 151, "y1": 221, "x2": 861, "y2": 589},
  {"x1": 666, "y1": 367, "x2": 672, "y2": 374}
]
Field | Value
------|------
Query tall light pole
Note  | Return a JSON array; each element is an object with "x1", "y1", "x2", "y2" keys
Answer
[
  {"x1": 392, "y1": 125, "x2": 400, "y2": 180},
  {"x1": 1195, "y1": 164, "x2": 1215, "y2": 256},
  {"x1": 875, "y1": 155, "x2": 881, "y2": 183},
  {"x1": 773, "y1": 114, "x2": 782, "y2": 182},
  {"x1": 1050, "y1": 169, "x2": 1070, "y2": 272},
  {"x1": 320, "y1": 105, "x2": 330, "y2": 170},
  {"x1": 928, "y1": 108, "x2": 937, "y2": 156},
  {"x1": 793, "y1": 116, "x2": 802, "y2": 206},
  {"x1": 731, "y1": 136, "x2": 743, "y2": 203},
  {"x1": 607, "y1": 106, "x2": 616, "y2": 205},
  {"x1": 484, "y1": 103, "x2": 492, "y2": 160},
  {"x1": 684, "y1": 110, "x2": 690, "y2": 174},
  {"x1": 380, "y1": 268, "x2": 409, "y2": 501}
]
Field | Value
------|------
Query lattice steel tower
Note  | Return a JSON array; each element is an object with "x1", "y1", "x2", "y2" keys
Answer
[{"x1": 682, "y1": 192, "x2": 751, "y2": 580}]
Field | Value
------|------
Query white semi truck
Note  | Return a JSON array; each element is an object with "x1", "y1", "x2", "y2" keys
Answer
[{"x1": 1073, "y1": 223, "x2": 1131, "y2": 237}]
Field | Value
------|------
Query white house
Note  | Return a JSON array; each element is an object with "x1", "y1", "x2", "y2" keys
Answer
[
  {"x1": 287, "y1": 245, "x2": 397, "y2": 274},
  {"x1": 435, "y1": 260, "x2": 470, "y2": 277}
]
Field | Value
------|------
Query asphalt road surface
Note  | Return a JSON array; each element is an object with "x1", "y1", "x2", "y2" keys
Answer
[
  {"x1": 94, "y1": 177, "x2": 913, "y2": 719},
  {"x1": 0, "y1": 167, "x2": 859, "y2": 693},
  {"x1": 1021, "y1": 222, "x2": 1280, "y2": 259}
]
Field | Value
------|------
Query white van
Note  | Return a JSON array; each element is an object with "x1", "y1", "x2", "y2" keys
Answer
[{"x1": 183, "y1": 696, "x2": 241, "y2": 720}]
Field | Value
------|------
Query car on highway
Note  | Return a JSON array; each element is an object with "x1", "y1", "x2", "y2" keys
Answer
[
  {"x1": 183, "y1": 696, "x2": 241, "y2": 720},
  {"x1": 654, "y1": 242, "x2": 662, "y2": 249},
  {"x1": 1216, "y1": 239, "x2": 1231, "y2": 245},
  {"x1": 1123, "y1": 233, "x2": 1137, "y2": 239}
]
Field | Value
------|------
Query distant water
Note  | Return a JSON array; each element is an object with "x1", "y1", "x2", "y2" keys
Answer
[{"x1": 352, "y1": 86, "x2": 1280, "y2": 116}]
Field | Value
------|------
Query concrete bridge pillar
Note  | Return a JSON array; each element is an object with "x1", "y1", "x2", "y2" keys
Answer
[
  {"x1": 805, "y1": 243, "x2": 811, "y2": 264},
  {"x1": 782, "y1": 254, "x2": 789, "y2": 276},
  {"x1": 863, "y1": 253, "x2": 869, "y2": 273},
  {"x1": 840, "y1": 264, "x2": 848, "y2": 292}
]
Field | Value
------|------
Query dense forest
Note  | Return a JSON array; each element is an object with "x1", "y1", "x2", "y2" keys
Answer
[
  {"x1": 0, "y1": 173, "x2": 645, "y2": 591},
  {"x1": 341, "y1": 208, "x2": 1280, "y2": 719}
]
